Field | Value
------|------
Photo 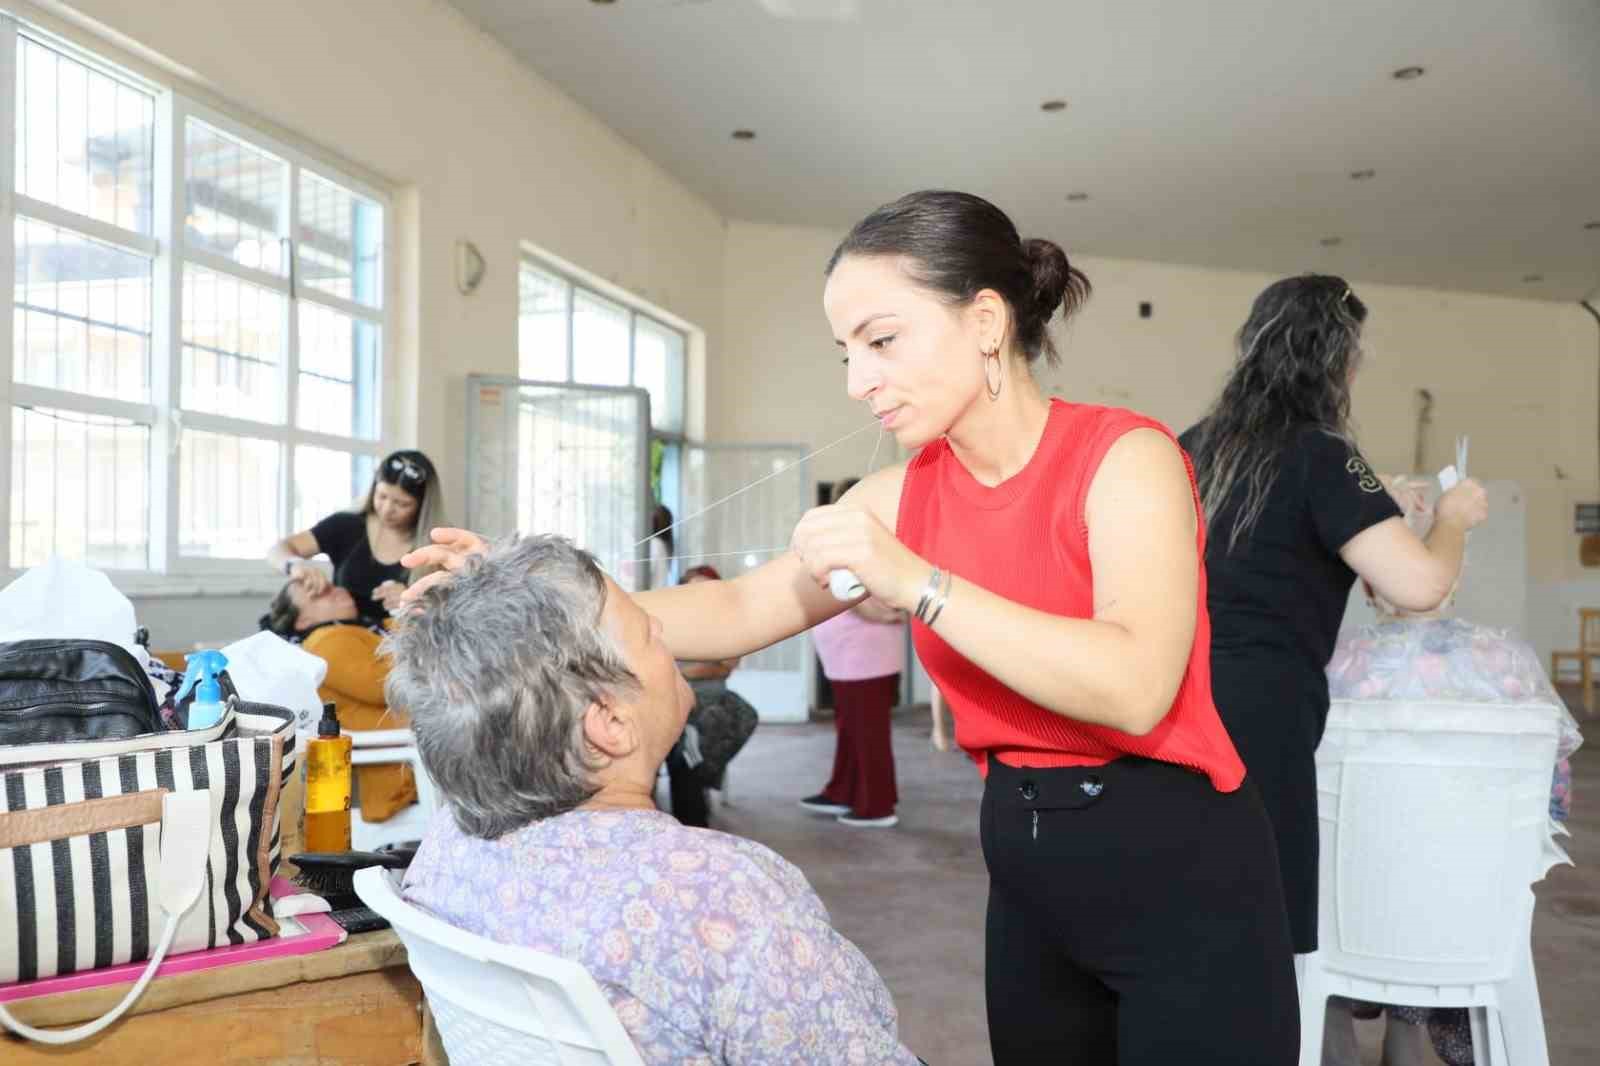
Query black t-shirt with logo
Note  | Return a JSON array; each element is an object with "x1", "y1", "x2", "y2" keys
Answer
[
  {"x1": 1180, "y1": 424, "x2": 1402, "y2": 687},
  {"x1": 309, "y1": 510, "x2": 407, "y2": 624}
]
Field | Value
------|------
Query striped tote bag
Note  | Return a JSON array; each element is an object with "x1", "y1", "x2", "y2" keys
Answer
[{"x1": 0, "y1": 700, "x2": 297, "y2": 990}]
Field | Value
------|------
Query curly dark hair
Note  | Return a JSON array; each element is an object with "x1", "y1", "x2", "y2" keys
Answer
[{"x1": 1186, "y1": 274, "x2": 1369, "y2": 553}]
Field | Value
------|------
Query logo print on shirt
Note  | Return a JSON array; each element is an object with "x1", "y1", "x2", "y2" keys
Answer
[{"x1": 1346, "y1": 456, "x2": 1383, "y2": 494}]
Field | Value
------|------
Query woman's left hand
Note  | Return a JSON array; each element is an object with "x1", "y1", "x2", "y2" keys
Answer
[{"x1": 790, "y1": 503, "x2": 929, "y2": 610}]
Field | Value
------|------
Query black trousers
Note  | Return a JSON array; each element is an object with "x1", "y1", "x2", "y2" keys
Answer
[
  {"x1": 981, "y1": 757, "x2": 1299, "y2": 1065},
  {"x1": 665, "y1": 744, "x2": 709, "y2": 828}
]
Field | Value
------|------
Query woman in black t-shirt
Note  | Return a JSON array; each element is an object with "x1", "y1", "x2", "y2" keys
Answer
[
  {"x1": 266, "y1": 450, "x2": 445, "y2": 624},
  {"x1": 1179, "y1": 276, "x2": 1487, "y2": 963}
]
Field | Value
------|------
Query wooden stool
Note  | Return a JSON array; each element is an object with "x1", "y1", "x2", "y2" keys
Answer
[{"x1": 1550, "y1": 608, "x2": 1600, "y2": 714}]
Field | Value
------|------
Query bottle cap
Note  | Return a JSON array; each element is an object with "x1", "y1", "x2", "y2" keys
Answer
[{"x1": 318, "y1": 702, "x2": 341, "y2": 738}]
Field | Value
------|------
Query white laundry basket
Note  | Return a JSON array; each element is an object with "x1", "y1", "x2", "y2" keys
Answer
[{"x1": 1300, "y1": 701, "x2": 1569, "y2": 1066}]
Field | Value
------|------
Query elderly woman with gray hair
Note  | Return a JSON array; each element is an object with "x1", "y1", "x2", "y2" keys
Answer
[{"x1": 387, "y1": 534, "x2": 923, "y2": 1066}]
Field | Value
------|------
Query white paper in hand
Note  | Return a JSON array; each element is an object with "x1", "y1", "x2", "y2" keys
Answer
[{"x1": 1437, "y1": 435, "x2": 1469, "y2": 492}]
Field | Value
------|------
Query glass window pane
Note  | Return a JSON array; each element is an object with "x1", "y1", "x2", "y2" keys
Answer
[
  {"x1": 181, "y1": 265, "x2": 285, "y2": 421},
  {"x1": 184, "y1": 118, "x2": 288, "y2": 274},
  {"x1": 633, "y1": 316, "x2": 685, "y2": 433},
  {"x1": 179, "y1": 429, "x2": 281, "y2": 558},
  {"x1": 10, "y1": 406, "x2": 149, "y2": 570},
  {"x1": 298, "y1": 170, "x2": 383, "y2": 308},
  {"x1": 16, "y1": 37, "x2": 155, "y2": 235},
  {"x1": 518, "y1": 262, "x2": 569, "y2": 381},
  {"x1": 14, "y1": 217, "x2": 153, "y2": 402},
  {"x1": 293, "y1": 445, "x2": 370, "y2": 532},
  {"x1": 572, "y1": 289, "x2": 629, "y2": 387},
  {"x1": 297, "y1": 302, "x2": 379, "y2": 439}
]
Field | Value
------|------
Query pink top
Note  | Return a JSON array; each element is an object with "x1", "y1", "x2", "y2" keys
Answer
[{"x1": 812, "y1": 608, "x2": 906, "y2": 682}]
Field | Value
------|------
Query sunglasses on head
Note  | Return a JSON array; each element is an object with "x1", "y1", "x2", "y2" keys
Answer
[{"x1": 385, "y1": 455, "x2": 428, "y2": 490}]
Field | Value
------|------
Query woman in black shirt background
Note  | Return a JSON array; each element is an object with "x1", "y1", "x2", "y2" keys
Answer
[
  {"x1": 267, "y1": 450, "x2": 446, "y2": 624},
  {"x1": 1180, "y1": 276, "x2": 1487, "y2": 968}
]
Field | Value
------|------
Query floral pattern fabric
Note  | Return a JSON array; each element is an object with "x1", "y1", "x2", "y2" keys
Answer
[{"x1": 403, "y1": 807, "x2": 921, "y2": 1065}]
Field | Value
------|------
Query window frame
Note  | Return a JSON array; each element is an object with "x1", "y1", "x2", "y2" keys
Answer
[
  {"x1": 518, "y1": 254, "x2": 689, "y2": 518},
  {"x1": 518, "y1": 254, "x2": 688, "y2": 436},
  {"x1": 0, "y1": 15, "x2": 394, "y2": 590}
]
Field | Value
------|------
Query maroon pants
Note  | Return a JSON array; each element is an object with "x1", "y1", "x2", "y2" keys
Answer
[{"x1": 820, "y1": 673, "x2": 900, "y2": 818}]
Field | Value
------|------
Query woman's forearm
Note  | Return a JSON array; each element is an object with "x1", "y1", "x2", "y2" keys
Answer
[
  {"x1": 925, "y1": 575, "x2": 1182, "y2": 735},
  {"x1": 1421, "y1": 517, "x2": 1468, "y2": 605},
  {"x1": 636, "y1": 553, "x2": 848, "y2": 661}
]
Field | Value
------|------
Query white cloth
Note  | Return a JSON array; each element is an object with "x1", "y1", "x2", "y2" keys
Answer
[
  {"x1": 218, "y1": 631, "x2": 328, "y2": 737},
  {"x1": 0, "y1": 558, "x2": 144, "y2": 664}
]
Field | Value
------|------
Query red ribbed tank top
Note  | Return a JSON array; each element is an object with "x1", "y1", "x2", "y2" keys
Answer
[{"x1": 898, "y1": 399, "x2": 1245, "y2": 791}]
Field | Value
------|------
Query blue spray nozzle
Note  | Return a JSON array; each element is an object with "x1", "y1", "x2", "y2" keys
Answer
[{"x1": 175, "y1": 649, "x2": 229, "y2": 707}]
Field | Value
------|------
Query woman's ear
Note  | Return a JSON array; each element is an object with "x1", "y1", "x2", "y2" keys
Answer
[
  {"x1": 969, "y1": 287, "x2": 1010, "y2": 355},
  {"x1": 581, "y1": 697, "x2": 637, "y2": 760}
]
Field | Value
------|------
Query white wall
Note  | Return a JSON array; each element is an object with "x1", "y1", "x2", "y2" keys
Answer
[{"x1": 717, "y1": 220, "x2": 1600, "y2": 660}]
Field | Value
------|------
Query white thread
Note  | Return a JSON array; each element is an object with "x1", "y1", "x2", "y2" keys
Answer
[
  {"x1": 629, "y1": 418, "x2": 880, "y2": 552},
  {"x1": 613, "y1": 546, "x2": 792, "y2": 567}
]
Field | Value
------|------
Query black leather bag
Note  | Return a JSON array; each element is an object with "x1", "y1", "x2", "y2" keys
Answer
[{"x1": 0, "y1": 639, "x2": 163, "y2": 746}]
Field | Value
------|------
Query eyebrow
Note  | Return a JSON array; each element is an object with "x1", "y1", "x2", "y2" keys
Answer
[{"x1": 834, "y1": 312, "x2": 896, "y2": 347}]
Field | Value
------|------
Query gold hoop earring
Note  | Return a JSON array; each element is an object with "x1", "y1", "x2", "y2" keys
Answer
[{"x1": 984, "y1": 350, "x2": 1003, "y2": 401}]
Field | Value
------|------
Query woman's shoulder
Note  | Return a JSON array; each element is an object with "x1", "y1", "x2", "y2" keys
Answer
[{"x1": 310, "y1": 508, "x2": 365, "y2": 546}]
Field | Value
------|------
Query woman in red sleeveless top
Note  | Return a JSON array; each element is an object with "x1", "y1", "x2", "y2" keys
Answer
[{"x1": 408, "y1": 192, "x2": 1298, "y2": 1065}]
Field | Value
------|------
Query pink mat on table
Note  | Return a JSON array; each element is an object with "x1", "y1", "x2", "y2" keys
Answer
[{"x1": 0, "y1": 877, "x2": 345, "y2": 1004}]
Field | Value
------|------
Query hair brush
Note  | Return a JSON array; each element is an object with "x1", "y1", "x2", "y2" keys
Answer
[{"x1": 290, "y1": 850, "x2": 411, "y2": 910}]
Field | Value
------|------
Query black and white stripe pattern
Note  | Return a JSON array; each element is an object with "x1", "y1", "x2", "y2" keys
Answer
[{"x1": 0, "y1": 702, "x2": 295, "y2": 984}]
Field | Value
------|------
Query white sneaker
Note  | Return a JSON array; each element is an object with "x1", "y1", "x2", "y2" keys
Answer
[
  {"x1": 836, "y1": 813, "x2": 899, "y2": 828},
  {"x1": 799, "y1": 794, "x2": 851, "y2": 816}
]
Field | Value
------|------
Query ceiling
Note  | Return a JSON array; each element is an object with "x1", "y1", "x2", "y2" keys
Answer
[{"x1": 449, "y1": 0, "x2": 1600, "y2": 301}]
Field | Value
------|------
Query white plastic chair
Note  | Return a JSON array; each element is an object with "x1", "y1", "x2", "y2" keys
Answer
[
  {"x1": 1300, "y1": 701, "x2": 1571, "y2": 1066},
  {"x1": 349, "y1": 729, "x2": 437, "y2": 851},
  {"x1": 354, "y1": 867, "x2": 645, "y2": 1066}
]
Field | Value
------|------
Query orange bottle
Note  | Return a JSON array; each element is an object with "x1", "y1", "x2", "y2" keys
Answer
[{"x1": 303, "y1": 702, "x2": 352, "y2": 852}]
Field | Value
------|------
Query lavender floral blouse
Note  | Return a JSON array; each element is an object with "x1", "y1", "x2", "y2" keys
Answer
[{"x1": 403, "y1": 807, "x2": 922, "y2": 1065}]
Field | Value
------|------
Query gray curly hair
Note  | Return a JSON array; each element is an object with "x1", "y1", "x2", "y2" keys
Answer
[{"x1": 382, "y1": 535, "x2": 639, "y2": 838}]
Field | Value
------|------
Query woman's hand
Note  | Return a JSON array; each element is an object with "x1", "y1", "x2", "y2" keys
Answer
[
  {"x1": 1434, "y1": 478, "x2": 1489, "y2": 532},
  {"x1": 789, "y1": 503, "x2": 929, "y2": 611},
  {"x1": 289, "y1": 561, "x2": 331, "y2": 596},
  {"x1": 400, "y1": 527, "x2": 491, "y2": 602},
  {"x1": 373, "y1": 580, "x2": 407, "y2": 613}
]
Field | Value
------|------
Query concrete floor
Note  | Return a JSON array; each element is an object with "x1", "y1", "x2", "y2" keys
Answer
[{"x1": 709, "y1": 694, "x2": 1598, "y2": 1065}]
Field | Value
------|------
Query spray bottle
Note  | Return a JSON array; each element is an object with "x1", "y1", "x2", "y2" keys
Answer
[
  {"x1": 175, "y1": 650, "x2": 230, "y2": 730},
  {"x1": 303, "y1": 702, "x2": 353, "y2": 852}
]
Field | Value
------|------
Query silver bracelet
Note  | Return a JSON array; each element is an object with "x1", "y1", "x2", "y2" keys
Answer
[
  {"x1": 914, "y1": 567, "x2": 942, "y2": 622},
  {"x1": 924, "y1": 567, "x2": 955, "y2": 627}
]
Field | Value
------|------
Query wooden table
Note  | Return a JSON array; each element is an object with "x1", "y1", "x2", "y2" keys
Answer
[{"x1": 0, "y1": 930, "x2": 448, "y2": 1065}]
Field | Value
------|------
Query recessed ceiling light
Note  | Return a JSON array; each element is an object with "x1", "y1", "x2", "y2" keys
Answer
[
  {"x1": 1065, "y1": 192, "x2": 1089, "y2": 202},
  {"x1": 1392, "y1": 65, "x2": 1426, "y2": 80},
  {"x1": 731, "y1": 129, "x2": 756, "y2": 141},
  {"x1": 1040, "y1": 100, "x2": 1068, "y2": 112},
  {"x1": 1349, "y1": 169, "x2": 1376, "y2": 181},
  {"x1": 1320, "y1": 237, "x2": 1342, "y2": 247},
  {"x1": 590, "y1": 0, "x2": 616, "y2": 5},
  {"x1": 1523, "y1": 273, "x2": 1544, "y2": 283}
]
